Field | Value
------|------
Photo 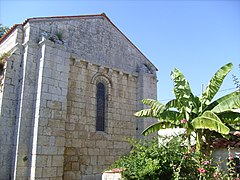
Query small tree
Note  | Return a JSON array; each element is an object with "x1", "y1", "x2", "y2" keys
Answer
[
  {"x1": 0, "y1": 24, "x2": 9, "y2": 38},
  {"x1": 135, "y1": 63, "x2": 240, "y2": 151}
]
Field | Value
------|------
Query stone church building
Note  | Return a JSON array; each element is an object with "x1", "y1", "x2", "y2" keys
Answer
[{"x1": 0, "y1": 13, "x2": 157, "y2": 179}]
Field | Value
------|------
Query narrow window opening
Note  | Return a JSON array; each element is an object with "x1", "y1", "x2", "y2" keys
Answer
[{"x1": 96, "y1": 82, "x2": 106, "y2": 131}]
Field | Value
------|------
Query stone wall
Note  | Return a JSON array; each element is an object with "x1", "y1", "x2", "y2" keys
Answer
[
  {"x1": 28, "y1": 38, "x2": 70, "y2": 180},
  {"x1": 0, "y1": 14, "x2": 158, "y2": 180},
  {"x1": 0, "y1": 26, "x2": 23, "y2": 180},
  {"x1": 64, "y1": 58, "x2": 138, "y2": 179}
]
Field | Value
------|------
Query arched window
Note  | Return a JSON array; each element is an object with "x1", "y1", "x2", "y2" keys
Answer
[{"x1": 96, "y1": 82, "x2": 106, "y2": 131}]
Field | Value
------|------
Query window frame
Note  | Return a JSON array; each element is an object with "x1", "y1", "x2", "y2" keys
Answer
[{"x1": 96, "y1": 82, "x2": 106, "y2": 132}]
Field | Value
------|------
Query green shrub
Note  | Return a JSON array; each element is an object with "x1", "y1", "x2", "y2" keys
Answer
[
  {"x1": 0, "y1": 52, "x2": 10, "y2": 73},
  {"x1": 109, "y1": 136, "x2": 237, "y2": 180},
  {"x1": 110, "y1": 136, "x2": 198, "y2": 179}
]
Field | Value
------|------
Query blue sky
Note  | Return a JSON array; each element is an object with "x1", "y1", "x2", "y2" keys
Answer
[{"x1": 1, "y1": 0, "x2": 240, "y2": 102}]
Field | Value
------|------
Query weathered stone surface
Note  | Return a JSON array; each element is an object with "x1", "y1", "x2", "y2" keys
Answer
[{"x1": 0, "y1": 14, "x2": 157, "y2": 179}]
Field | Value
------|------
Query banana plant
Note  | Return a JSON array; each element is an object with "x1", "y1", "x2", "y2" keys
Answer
[{"x1": 135, "y1": 63, "x2": 240, "y2": 151}]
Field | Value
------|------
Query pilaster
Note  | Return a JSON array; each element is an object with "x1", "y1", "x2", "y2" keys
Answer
[
  {"x1": 29, "y1": 37, "x2": 70, "y2": 179},
  {"x1": 136, "y1": 65, "x2": 158, "y2": 139}
]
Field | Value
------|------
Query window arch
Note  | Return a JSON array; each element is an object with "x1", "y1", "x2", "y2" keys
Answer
[
  {"x1": 92, "y1": 73, "x2": 111, "y2": 132},
  {"x1": 96, "y1": 82, "x2": 106, "y2": 131}
]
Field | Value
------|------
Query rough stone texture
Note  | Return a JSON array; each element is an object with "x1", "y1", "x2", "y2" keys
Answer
[{"x1": 0, "y1": 14, "x2": 157, "y2": 180}]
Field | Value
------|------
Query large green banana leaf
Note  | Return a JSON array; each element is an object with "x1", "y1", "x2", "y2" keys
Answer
[
  {"x1": 134, "y1": 99, "x2": 165, "y2": 118},
  {"x1": 134, "y1": 108, "x2": 160, "y2": 118},
  {"x1": 217, "y1": 111, "x2": 240, "y2": 130},
  {"x1": 170, "y1": 68, "x2": 194, "y2": 113},
  {"x1": 211, "y1": 91, "x2": 240, "y2": 113},
  {"x1": 135, "y1": 108, "x2": 181, "y2": 122},
  {"x1": 200, "y1": 63, "x2": 233, "y2": 106},
  {"x1": 165, "y1": 99, "x2": 178, "y2": 109},
  {"x1": 158, "y1": 110, "x2": 182, "y2": 123},
  {"x1": 191, "y1": 111, "x2": 230, "y2": 135},
  {"x1": 142, "y1": 121, "x2": 177, "y2": 136},
  {"x1": 206, "y1": 91, "x2": 239, "y2": 111},
  {"x1": 141, "y1": 99, "x2": 166, "y2": 112}
]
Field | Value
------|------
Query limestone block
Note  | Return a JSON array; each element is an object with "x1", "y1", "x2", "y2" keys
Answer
[
  {"x1": 41, "y1": 146, "x2": 58, "y2": 155},
  {"x1": 50, "y1": 177, "x2": 62, "y2": 180},
  {"x1": 66, "y1": 123, "x2": 75, "y2": 131},
  {"x1": 63, "y1": 171, "x2": 76, "y2": 180},
  {"x1": 51, "y1": 110, "x2": 64, "y2": 119},
  {"x1": 96, "y1": 140, "x2": 107, "y2": 149},
  {"x1": 65, "y1": 147, "x2": 76, "y2": 155},
  {"x1": 35, "y1": 167, "x2": 43, "y2": 177},
  {"x1": 42, "y1": 167, "x2": 57, "y2": 177},
  {"x1": 51, "y1": 128, "x2": 65, "y2": 137},
  {"x1": 98, "y1": 149, "x2": 110, "y2": 156},
  {"x1": 90, "y1": 156, "x2": 97, "y2": 166},
  {"x1": 38, "y1": 135, "x2": 50, "y2": 146},
  {"x1": 88, "y1": 148, "x2": 100, "y2": 155},
  {"x1": 65, "y1": 138, "x2": 72, "y2": 147},
  {"x1": 78, "y1": 147, "x2": 88, "y2": 155},
  {"x1": 36, "y1": 155, "x2": 48, "y2": 167},
  {"x1": 113, "y1": 142, "x2": 123, "y2": 149},
  {"x1": 71, "y1": 162, "x2": 80, "y2": 171},
  {"x1": 55, "y1": 137, "x2": 65, "y2": 146},
  {"x1": 52, "y1": 155, "x2": 64, "y2": 167},
  {"x1": 56, "y1": 166, "x2": 64, "y2": 176},
  {"x1": 64, "y1": 162, "x2": 72, "y2": 171},
  {"x1": 72, "y1": 139, "x2": 82, "y2": 148}
]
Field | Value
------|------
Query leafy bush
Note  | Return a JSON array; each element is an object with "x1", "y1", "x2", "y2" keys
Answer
[
  {"x1": 109, "y1": 136, "x2": 239, "y2": 180},
  {"x1": 0, "y1": 52, "x2": 10, "y2": 74},
  {"x1": 110, "y1": 136, "x2": 198, "y2": 179}
]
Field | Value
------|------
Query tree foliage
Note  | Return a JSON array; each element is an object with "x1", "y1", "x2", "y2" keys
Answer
[
  {"x1": 0, "y1": 24, "x2": 9, "y2": 38},
  {"x1": 135, "y1": 63, "x2": 240, "y2": 151}
]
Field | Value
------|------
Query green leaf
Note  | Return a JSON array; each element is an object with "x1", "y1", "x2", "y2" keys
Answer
[
  {"x1": 142, "y1": 99, "x2": 166, "y2": 113},
  {"x1": 191, "y1": 111, "x2": 230, "y2": 135},
  {"x1": 142, "y1": 121, "x2": 175, "y2": 136},
  {"x1": 170, "y1": 68, "x2": 194, "y2": 113},
  {"x1": 211, "y1": 91, "x2": 240, "y2": 113},
  {"x1": 200, "y1": 63, "x2": 233, "y2": 106},
  {"x1": 206, "y1": 91, "x2": 240, "y2": 111},
  {"x1": 159, "y1": 110, "x2": 182, "y2": 124},
  {"x1": 134, "y1": 109, "x2": 160, "y2": 118},
  {"x1": 165, "y1": 99, "x2": 178, "y2": 109},
  {"x1": 135, "y1": 108, "x2": 181, "y2": 124},
  {"x1": 135, "y1": 99, "x2": 166, "y2": 118},
  {"x1": 218, "y1": 111, "x2": 240, "y2": 125}
]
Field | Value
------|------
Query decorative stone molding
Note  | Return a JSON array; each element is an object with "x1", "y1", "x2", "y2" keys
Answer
[{"x1": 91, "y1": 72, "x2": 112, "y2": 89}]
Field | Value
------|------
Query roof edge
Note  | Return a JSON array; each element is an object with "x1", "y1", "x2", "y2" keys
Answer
[
  {"x1": 0, "y1": 24, "x2": 21, "y2": 44},
  {"x1": 101, "y1": 13, "x2": 158, "y2": 71}
]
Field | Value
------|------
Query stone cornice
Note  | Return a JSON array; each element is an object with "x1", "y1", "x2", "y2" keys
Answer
[{"x1": 71, "y1": 55, "x2": 139, "y2": 78}]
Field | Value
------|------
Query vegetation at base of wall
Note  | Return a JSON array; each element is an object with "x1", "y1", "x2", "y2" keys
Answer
[
  {"x1": 109, "y1": 137, "x2": 240, "y2": 180},
  {"x1": 109, "y1": 63, "x2": 240, "y2": 179},
  {"x1": 0, "y1": 52, "x2": 11, "y2": 71}
]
